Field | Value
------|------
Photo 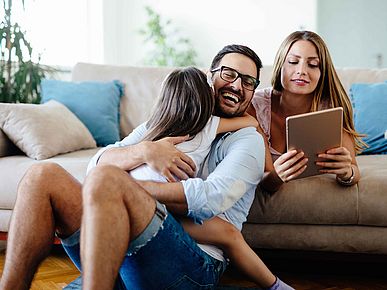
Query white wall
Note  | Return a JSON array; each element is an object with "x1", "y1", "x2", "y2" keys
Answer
[
  {"x1": 9, "y1": 0, "x2": 386, "y2": 68},
  {"x1": 9, "y1": 0, "x2": 103, "y2": 66},
  {"x1": 102, "y1": 0, "x2": 317, "y2": 67},
  {"x1": 317, "y1": 0, "x2": 387, "y2": 68}
]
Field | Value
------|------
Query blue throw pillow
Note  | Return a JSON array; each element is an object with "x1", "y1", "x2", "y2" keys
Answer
[
  {"x1": 350, "y1": 82, "x2": 387, "y2": 154},
  {"x1": 41, "y1": 79, "x2": 123, "y2": 146}
]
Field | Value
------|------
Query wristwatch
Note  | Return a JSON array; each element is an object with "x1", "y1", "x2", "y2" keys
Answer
[{"x1": 336, "y1": 166, "x2": 355, "y2": 186}]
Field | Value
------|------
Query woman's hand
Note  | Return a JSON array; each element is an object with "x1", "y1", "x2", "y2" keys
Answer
[
  {"x1": 143, "y1": 136, "x2": 196, "y2": 182},
  {"x1": 316, "y1": 146, "x2": 353, "y2": 180},
  {"x1": 273, "y1": 150, "x2": 308, "y2": 182}
]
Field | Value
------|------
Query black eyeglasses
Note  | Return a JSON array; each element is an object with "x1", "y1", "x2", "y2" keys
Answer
[{"x1": 210, "y1": 66, "x2": 260, "y2": 91}]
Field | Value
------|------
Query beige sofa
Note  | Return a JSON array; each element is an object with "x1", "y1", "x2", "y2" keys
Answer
[{"x1": 1, "y1": 63, "x2": 387, "y2": 255}]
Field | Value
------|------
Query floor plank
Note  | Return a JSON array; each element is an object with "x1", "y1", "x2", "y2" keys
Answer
[{"x1": 0, "y1": 246, "x2": 80, "y2": 289}]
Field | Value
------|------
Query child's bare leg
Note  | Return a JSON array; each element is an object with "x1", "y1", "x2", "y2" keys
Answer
[{"x1": 181, "y1": 216, "x2": 276, "y2": 288}]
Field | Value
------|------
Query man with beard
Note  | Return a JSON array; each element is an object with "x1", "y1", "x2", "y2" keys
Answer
[{"x1": 0, "y1": 45, "x2": 273, "y2": 290}]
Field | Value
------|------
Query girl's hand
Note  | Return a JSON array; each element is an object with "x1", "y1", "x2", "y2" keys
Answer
[
  {"x1": 316, "y1": 146, "x2": 353, "y2": 180},
  {"x1": 273, "y1": 150, "x2": 308, "y2": 182}
]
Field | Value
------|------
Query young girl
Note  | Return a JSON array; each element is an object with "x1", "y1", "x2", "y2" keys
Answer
[{"x1": 127, "y1": 66, "x2": 293, "y2": 289}]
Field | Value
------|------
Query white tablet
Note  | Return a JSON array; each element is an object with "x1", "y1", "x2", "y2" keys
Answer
[{"x1": 286, "y1": 107, "x2": 343, "y2": 179}]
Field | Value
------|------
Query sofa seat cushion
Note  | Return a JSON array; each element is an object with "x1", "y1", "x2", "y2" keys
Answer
[
  {"x1": 0, "y1": 148, "x2": 100, "y2": 210},
  {"x1": 247, "y1": 155, "x2": 387, "y2": 227},
  {"x1": 248, "y1": 175, "x2": 358, "y2": 225},
  {"x1": 0, "y1": 210, "x2": 12, "y2": 232}
]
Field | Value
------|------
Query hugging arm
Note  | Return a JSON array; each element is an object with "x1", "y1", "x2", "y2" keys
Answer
[
  {"x1": 217, "y1": 113, "x2": 259, "y2": 134},
  {"x1": 90, "y1": 122, "x2": 196, "y2": 181}
]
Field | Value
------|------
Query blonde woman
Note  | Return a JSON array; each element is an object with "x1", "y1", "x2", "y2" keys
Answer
[{"x1": 247, "y1": 30, "x2": 364, "y2": 193}]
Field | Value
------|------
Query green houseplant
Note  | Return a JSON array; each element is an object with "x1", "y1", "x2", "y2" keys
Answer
[
  {"x1": 139, "y1": 6, "x2": 197, "y2": 67},
  {"x1": 0, "y1": 0, "x2": 55, "y2": 103}
]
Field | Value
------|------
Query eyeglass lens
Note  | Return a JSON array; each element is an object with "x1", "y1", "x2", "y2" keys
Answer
[{"x1": 220, "y1": 67, "x2": 257, "y2": 90}]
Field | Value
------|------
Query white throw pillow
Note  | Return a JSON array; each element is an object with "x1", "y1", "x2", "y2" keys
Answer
[{"x1": 0, "y1": 100, "x2": 96, "y2": 160}]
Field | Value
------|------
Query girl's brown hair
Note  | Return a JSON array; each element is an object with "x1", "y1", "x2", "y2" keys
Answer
[
  {"x1": 143, "y1": 66, "x2": 214, "y2": 141},
  {"x1": 271, "y1": 30, "x2": 365, "y2": 153}
]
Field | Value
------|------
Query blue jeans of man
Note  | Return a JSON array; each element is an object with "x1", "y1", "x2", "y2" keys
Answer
[{"x1": 61, "y1": 201, "x2": 226, "y2": 290}]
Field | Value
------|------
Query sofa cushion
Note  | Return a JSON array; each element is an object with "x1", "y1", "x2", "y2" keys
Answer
[
  {"x1": 41, "y1": 79, "x2": 124, "y2": 146},
  {"x1": 0, "y1": 100, "x2": 96, "y2": 160},
  {"x1": 0, "y1": 148, "x2": 99, "y2": 212},
  {"x1": 248, "y1": 174, "x2": 358, "y2": 225},
  {"x1": 247, "y1": 155, "x2": 387, "y2": 227},
  {"x1": 350, "y1": 82, "x2": 387, "y2": 154}
]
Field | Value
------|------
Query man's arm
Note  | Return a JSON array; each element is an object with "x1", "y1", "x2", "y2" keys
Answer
[
  {"x1": 97, "y1": 141, "x2": 151, "y2": 171},
  {"x1": 99, "y1": 138, "x2": 195, "y2": 181},
  {"x1": 87, "y1": 122, "x2": 196, "y2": 181},
  {"x1": 183, "y1": 128, "x2": 264, "y2": 224},
  {"x1": 136, "y1": 180, "x2": 188, "y2": 215}
]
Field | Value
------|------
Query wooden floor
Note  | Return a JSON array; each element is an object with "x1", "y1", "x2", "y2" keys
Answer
[
  {"x1": 0, "y1": 246, "x2": 79, "y2": 290},
  {"x1": 1, "y1": 246, "x2": 387, "y2": 289}
]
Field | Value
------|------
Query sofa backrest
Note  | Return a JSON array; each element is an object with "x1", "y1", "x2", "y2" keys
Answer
[
  {"x1": 335, "y1": 68, "x2": 387, "y2": 93},
  {"x1": 71, "y1": 62, "x2": 387, "y2": 138}
]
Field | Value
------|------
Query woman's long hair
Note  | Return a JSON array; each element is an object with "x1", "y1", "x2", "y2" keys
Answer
[
  {"x1": 143, "y1": 67, "x2": 214, "y2": 141},
  {"x1": 271, "y1": 30, "x2": 365, "y2": 153}
]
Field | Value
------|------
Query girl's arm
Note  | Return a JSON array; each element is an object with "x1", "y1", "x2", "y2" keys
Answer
[{"x1": 216, "y1": 113, "x2": 258, "y2": 134}]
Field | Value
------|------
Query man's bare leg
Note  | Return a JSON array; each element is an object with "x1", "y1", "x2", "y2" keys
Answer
[
  {"x1": 0, "y1": 163, "x2": 83, "y2": 290},
  {"x1": 81, "y1": 165, "x2": 157, "y2": 290}
]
